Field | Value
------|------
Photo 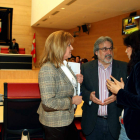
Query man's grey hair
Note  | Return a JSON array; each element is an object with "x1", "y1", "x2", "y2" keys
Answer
[{"x1": 93, "y1": 36, "x2": 113, "y2": 55}]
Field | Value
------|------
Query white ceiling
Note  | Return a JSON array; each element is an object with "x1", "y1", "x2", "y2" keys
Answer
[{"x1": 32, "y1": 0, "x2": 140, "y2": 29}]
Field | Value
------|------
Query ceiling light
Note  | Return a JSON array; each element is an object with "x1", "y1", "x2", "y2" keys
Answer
[
  {"x1": 61, "y1": 8, "x2": 65, "y2": 10},
  {"x1": 42, "y1": 18, "x2": 48, "y2": 21},
  {"x1": 36, "y1": 24, "x2": 40, "y2": 26},
  {"x1": 52, "y1": 11, "x2": 59, "y2": 15}
]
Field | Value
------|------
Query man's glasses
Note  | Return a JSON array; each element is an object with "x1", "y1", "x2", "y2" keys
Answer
[{"x1": 98, "y1": 47, "x2": 113, "y2": 52}]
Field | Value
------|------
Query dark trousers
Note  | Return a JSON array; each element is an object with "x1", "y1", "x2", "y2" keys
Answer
[
  {"x1": 43, "y1": 121, "x2": 79, "y2": 140},
  {"x1": 86, "y1": 117, "x2": 116, "y2": 140}
]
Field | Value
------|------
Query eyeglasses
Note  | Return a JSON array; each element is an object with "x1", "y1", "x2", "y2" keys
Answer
[{"x1": 98, "y1": 47, "x2": 113, "y2": 52}]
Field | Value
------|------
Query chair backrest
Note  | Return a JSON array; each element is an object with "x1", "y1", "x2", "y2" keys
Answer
[
  {"x1": 6, "y1": 83, "x2": 40, "y2": 99},
  {"x1": 3, "y1": 83, "x2": 44, "y2": 140},
  {"x1": 18, "y1": 51, "x2": 25, "y2": 54},
  {"x1": 19, "y1": 48, "x2": 25, "y2": 54},
  {"x1": 1, "y1": 47, "x2": 8, "y2": 50},
  {"x1": 1, "y1": 47, "x2": 9, "y2": 54},
  {"x1": 1, "y1": 50, "x2": 9, "y2": 54},
  {"x1": 0, "y1": 47, "x2": 25, "y2": 54}
]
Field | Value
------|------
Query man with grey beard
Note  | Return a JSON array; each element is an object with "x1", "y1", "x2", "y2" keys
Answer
[{"x1": 81, "y1": 36, "x2": 127, "y2": 140}]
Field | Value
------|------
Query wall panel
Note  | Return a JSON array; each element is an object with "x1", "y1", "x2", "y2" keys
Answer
[
  {"x1": 0, "y1": 69, "x2": 39, "y2": 94},
  {"x1": 68, "y1": 10, "x2": 140, "y2": 62}
]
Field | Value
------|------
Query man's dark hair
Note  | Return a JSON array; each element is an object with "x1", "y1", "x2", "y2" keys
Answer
[
  {"x1": 12, "y1": 38, "x2": 16, "y2": 41},
  {"x1": 81, "y1": 58, "x2": 88, "y2": 63},
  {"x1": 76, "y1": 56, "x2": 80, "y2": 59},
  {"x1": 92, "y1": 55, "x2": 97, "y2": 60}
]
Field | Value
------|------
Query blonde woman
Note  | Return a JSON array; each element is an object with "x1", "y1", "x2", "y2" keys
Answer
[{"x1": 37, "y1": 30, "x2": 83, "y2": 140}]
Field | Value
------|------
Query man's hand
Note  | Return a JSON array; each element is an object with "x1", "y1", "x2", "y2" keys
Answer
[
  {"x1": 90, "y1": 91, "x2": 103, "y2": 105},
  {"x1": 103, "y1": 94, "x2": 116, "y2": 105}
]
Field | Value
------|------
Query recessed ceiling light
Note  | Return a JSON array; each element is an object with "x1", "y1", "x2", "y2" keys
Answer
[
  {"x1": 36, "y1": 24, "x2": 40, "y2": 26},
  {"x1": 61, "y1": 8, "x2": 65, "y2": 10},
  {"x1": 42, "y1": 18, "x2": 48, "y2": 21}
]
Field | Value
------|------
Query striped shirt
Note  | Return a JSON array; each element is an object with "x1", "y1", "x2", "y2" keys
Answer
[{"x1": 98, "y1": 61, "x2": 112, "y2": 116}]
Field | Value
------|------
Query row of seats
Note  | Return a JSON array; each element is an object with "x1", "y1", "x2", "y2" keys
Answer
[
  {"x1": 1, "y1": 83, "x2": 85, "y2": 140},
  {"x1": 0, "y1": 47, "x2": 25, "y2": 54}
]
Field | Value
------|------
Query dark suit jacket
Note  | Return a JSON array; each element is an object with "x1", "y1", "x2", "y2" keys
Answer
[
  {"x1": 9, "y1": 42, "x2": 19, "y2": 52},
  {"x1": 117, "y1": 61, "x2": 140, "y2": 140},
  {"x1": 81, "y1": 59, "x2": 127, "y2": 139}
]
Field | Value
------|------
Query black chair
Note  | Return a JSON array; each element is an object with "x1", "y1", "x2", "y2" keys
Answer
[{"x1": 3, "y1": 83, "x2": 44, "y2": 140}]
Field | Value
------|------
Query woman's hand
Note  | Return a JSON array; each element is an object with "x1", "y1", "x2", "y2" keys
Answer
[
  {"x1": 118, "y1": 77, "x2": 125, "y2": 89},
  {"x1": 106, "y1": 76, "x2": 122, "y2": 94},
  {"x1": 72, "y1": 95, "x2": 82, "y2": 105},
  {"x1": 76, "y1": 74, "x2": 83, "y2": 84}
]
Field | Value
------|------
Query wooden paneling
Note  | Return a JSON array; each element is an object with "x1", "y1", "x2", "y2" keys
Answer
[
  {"x1": 0, "y1": 69, "x2": 40, "y2": 94},
  {"x1": 0, "y1": 0, "x2": 140, "y2": 95},
  {"x1": 68, "y1": 10, "x2": 140, "y2": 62},
  {"x1": 0, "y1": 0, "x2": 60, "y2": 67}
]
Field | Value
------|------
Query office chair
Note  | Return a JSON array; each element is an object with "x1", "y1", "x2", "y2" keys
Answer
[
  {"x1": 21, "y1": 129, "x2": 30, "y2": 140},
  {"x1": 3, "y1": 83, "x2": 44, "y2": 140}
]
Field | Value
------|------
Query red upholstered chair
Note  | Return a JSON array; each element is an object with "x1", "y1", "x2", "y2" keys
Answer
[
  {"x1": 1, "y1": 47, "x2": 9, "y2": 54},
  {"x1": 6, "y1": 83, "x2": 40, "y2": 99},
  {"x1": 1, "y1": 47, "x2": 8, "y2": 50},
  {"x1": 0, "y1": 123, "x2": 2, "y2": 139},
  {"x1": 3, "y1": 83, "x2": 44, "y2": 140},
  {"x1": 18, "y1": 48, "x2": 25, "y2": 54},
  {"x1": 1, "y1": 50, "x2": 9, "y2": 54},
  {"x1": 74, "y1": 118, "x2": 86, "y2": 140}
]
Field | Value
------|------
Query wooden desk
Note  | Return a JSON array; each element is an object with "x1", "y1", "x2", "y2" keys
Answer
[
  {"x1": 0, "y1": 53, "x2": 32, "y2": 69},
  {"x1": 74, "y1": 101, "x2": 83, "y2": 117},
  {"x1": 0, "y1": 106, "x2": 3, "y2": 123}
]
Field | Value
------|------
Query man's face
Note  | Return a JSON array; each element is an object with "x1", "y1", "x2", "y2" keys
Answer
[
  {"x1": 12, "y1": 40, "x2": 16, "y2": 44},
  {"x1": 76, "y1": 57, "x2": 80, "y2": 63},
  {"x1": 95, "y1": 41, "x2": 113, "y2": 66}
]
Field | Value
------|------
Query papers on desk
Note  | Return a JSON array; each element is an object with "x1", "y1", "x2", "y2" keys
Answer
[
  {"x1": 74, "y1": 100, "x2": 84, "y2": 117},
  {"x1": 0, "y1": 94, "x2": 4, "y2": 102},
  {"x1": 0, "y1": 94, "x2": 4, "y2": 106},
  {"x1": 68, "y1": 62, "x2": 80, "y2": 95}
]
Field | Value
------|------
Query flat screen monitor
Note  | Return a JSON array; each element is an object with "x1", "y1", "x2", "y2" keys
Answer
[{"x1": 122, "y1": 16, "x2": 140, "y2": 35}]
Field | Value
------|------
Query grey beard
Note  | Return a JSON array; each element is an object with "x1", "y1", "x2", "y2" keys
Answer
[{"x1": 104, "y1": 54, "x2": 113, "y2": 63}]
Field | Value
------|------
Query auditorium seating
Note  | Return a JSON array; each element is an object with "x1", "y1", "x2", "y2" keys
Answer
[
  {"x1": 3, "y1": 83, "x2": 45, "y2": 140},
  {"x1": 0, "y1": 47, "x2": 25, "y2": 54}
]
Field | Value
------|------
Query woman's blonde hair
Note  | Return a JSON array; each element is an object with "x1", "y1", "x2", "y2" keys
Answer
[{"x1": 40, "y1": 30, "x2": 74, "y2": 68}]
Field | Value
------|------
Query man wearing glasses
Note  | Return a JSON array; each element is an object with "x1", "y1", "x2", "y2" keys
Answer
[{"x1": 81, "y1": 36, "x2": 127, "y2": 140}]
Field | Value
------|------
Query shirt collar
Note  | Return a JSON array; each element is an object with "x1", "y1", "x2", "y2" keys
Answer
[{"x1": 98, "y1": 60, "x2": 112, "y2": 70}]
